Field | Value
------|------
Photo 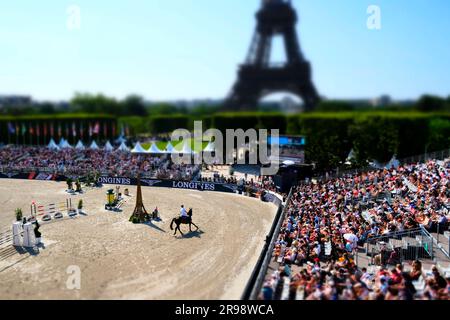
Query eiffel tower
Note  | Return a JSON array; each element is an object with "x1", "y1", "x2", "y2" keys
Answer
[
  {"x1": 224, "y1": 0, "x2": 320, "y2": 111},
  {"x1": 129, "y1": 178, "x2": 149, "y2": 223}
]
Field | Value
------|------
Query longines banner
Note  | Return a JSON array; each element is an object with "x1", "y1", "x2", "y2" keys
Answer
[
  {"x1": 0, "y1": 172, "x2": 238, "y2": 193},
  {"x1": 97, "y1": 176, "x2": 238, "y2": 193}
]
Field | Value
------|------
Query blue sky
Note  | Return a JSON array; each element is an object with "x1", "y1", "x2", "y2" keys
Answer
[{"x1": 1, "y1": 0, "x2": 449, "y2": 102}]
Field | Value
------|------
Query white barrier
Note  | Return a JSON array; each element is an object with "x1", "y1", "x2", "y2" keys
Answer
[
  {"x1": 22, "y1": 223, "x2": 35, "y2": 248},
  {"x1": 12, "y1": 222, "x2": 22, "y2": 247}
]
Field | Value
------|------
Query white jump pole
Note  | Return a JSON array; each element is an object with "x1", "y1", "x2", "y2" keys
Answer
[
  {"x1": 22, "y1": 222, "x2": 35, "y2": 248},
  {"x1": 12, "y1": 222, "x2": 22, "y2": 247}
]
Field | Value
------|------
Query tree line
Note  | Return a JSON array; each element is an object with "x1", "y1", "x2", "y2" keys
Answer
[{"x1": 1, "y1": 93, "x2": 449, "y2": 117}]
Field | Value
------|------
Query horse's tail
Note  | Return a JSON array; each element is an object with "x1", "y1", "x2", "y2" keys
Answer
[{"x1": 170, "y1": 218, "x2": 175, "y2": 230}]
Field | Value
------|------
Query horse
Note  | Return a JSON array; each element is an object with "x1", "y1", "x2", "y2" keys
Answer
[{"x1": 170, "y1": 208, "x2": 199, "y2": 236}]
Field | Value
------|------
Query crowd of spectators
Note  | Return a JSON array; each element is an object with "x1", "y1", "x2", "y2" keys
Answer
[
  {"x1": 262, "y1": 158, "x2": 450, "y2": 300},
  {"x1": 0, "y1": 145, "x2": 199, "y2": 180}
]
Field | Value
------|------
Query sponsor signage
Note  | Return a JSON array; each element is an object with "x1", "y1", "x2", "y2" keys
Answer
[
  {"x1": 97, "y1": 176, "x2": 237, "y2": 193},
  {"x1": 0, "y1": 171, "x2": 237, "y2": 194},
  {"x1": 97, "y1": 176, "x2": 132, "y2": 185}
]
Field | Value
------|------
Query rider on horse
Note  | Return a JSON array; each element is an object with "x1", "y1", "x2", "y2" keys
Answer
[
  {"x1": 180, "y1": 205, "x2": 190, "y2": 223},
  {"x1": 171, "y1": 205, "x2": 198, "y2": 236}
]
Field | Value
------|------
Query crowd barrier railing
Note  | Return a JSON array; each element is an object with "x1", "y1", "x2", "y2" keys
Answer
[
  {"x1": 241, "y1": 187, "x2": 293, "y2": 300},
  {"x1": 364, "y1": 227, "x2": 434, "y2": 266}
]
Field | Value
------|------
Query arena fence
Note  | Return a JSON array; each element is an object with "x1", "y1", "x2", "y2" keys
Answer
[
  {"x1": 364, "y1": 227, "x2": 434, "y2": 266},
  {"x1": 241, "y1": 187, "x2": 293, "y2": 300}
]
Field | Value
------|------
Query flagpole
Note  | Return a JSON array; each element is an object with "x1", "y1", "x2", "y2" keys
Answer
[{"x1": 7, "y1": 123, "x2": 11, "y2": 145}]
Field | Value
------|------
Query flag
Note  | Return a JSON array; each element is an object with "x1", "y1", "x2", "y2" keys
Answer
[
  {"x1": 112, "y1": 122, "x2": 116, "y2": 137},
  {"x1": 36, "y1": 123, "x2": 40, "y2": 136},
  {"x1": 120, "y1": 124, "x2": 125, "y2": 136},
  {"x1": 21, "y1": 123, "x2": 27, "y2": 135},
  {"x1": 7, "y1": 122, "x2": 15, "y2": 134},
  {"x1": 125, "y1": 124, "x2": 129, "y2": 136},
  {"x1": 80, "y1": 123, "x2": 84, "y2": 139},
  {"x1": 50, "y1": 122, "x2": 54, "y2": 137},
  {"x1": 43, "y1": 123, "x2": 48, "y2": 137},
  {"x1": 103, "y1": 122, "x2": 107, "y2": 137},
  {"x1": 15, "y1": 123, "x2": 19, "y2": 136},
  {"x1": 29, "y1": 123, "x2": 34, "y2": 135},
  {"x1": 89, "y1": 123, "x2": 93, "y2": 137},
  {"x1": 58, "y1": 123, "x2": 62, "y2": 137},
  {"x1": 65, "y1": 122, "x2": 69, "y2": 137},
  {"x1": 72, "y1": 122, "x2": 77, "y2": 137},
  {"x1": 93, "y1": 122, "x2": 100, "y2": 135}
]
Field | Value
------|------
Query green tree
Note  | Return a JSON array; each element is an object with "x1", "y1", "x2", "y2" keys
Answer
[
  {"x1": 427, "y1": 118, "x2": 450, "y2": 152},
  {"x1": 71, "y1": 93, "x2": 123, "y2": 115},
  {"x1": 416, "y1": 95, "x2": 446, "y2": 112},
  {"x1": 123, "y1": 95, "x2": 147, "y2": 116}
]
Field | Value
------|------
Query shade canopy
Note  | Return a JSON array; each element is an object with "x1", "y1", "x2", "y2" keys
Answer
[
  {"x1": 203, "y1": 142, "x2": 215, "y2": 153},
  {"x1": 179, "y1": 141, "x2": 195, "y2": 154},
  {"x1": 165, "y1": 142, "x2": 175, "y2": 154},
  {"x1": 89, "y1": 141, "x2": 99, "y2": 150},
  {"x1": 104, "y1": 141, "x2": 114, "y2": 152},
  {"x1": 60, "y1": 139, "x2": 72, "y2": 149},
  {"x1": 48, "y1": 138, "x2": 60, "y2": 150},
  {"x1": 58, "y1": 138, "x2": 66, "y2": 148},
  {"x1": 282, "y1": 160, "x2": 295, "y2": 166},
  {"x1": 115, "y1": 135, "x2": 127, "y2": 144},
  {"x1": 117, "y1": 141, "x2": 129, "y2": 152},
  {"x1": 75, "y1": 140, "x2": 85, "y2": 150},
  {"x1": 131, "y1": 142, "x2": 147, "y2": 154},
  {"x1": 148, "y1": 143, "x2": 163, "y2": 154},
  {"x1": 386, "y1": 155, "x2": 400, "y2": 169}
]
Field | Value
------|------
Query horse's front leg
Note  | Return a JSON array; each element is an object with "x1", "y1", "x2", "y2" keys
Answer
[
  {"x1": 191, "y1": 222, "x2": 199, "y2": 231},
  {"x1": 189, "y1": 223, "x2": 192, "y2": 232}
]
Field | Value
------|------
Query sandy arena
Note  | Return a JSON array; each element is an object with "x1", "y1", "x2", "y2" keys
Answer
[{"x1": 0, "y1": 179, "x2": 277, "y2": 300}]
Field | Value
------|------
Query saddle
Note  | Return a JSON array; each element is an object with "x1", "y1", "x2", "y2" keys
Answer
[{"x1": 181, "y1": 216, "x2": 191, "y2": 224}]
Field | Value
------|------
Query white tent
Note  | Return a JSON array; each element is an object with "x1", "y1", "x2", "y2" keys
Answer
[
  {"x1": 60, "y1": 139, "x2": 72, "y2": 149},
  {"x1": 165, "y1": 142, "x2": 175, "y2": 154},
  {"x1": 47, "y1": 138, "x2": 60, "y2": 150},
  {"x1": 75, "y1": 140, "x2": 85, "y2": 150},
  {"x1": 345, "y1": 149, "x2": 355, "y2": 165},
  {"x1": 282, "y1": 160, "x2": 295, "y2": 166},
  {"x1": 369, "y1": 160, "x2": 383, "y2": 169},
  {"x1": 117, "y1": 141, "x2": 129, "y2": 152},
  {"x1": 131, "y1": 142, "x2": 147, "y2": 154},
  {"x1": 104, "y1": 141, "x2": 114, "y2": 152},
  {"x1": 180, "y1": 141, "x2": 195, "y2": 154},
  {"x1": 58, "y1": 138, "x2": 66, "y2": 148},
  {"x1": 148, "y1": 143, "x2": 163, "y2": 154},
  {"x1": 203, "y1": 142, "x2": 215, "y2": 153},
  {"x1": 386, "y1": 155, "x2": 400, "y2": 169},
  {"x1": 89, "y1": 141, "x2": 99, "y2": 150},
  {"x1": 115, "y1": 135, "x2": 127, "y2": 144}
]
